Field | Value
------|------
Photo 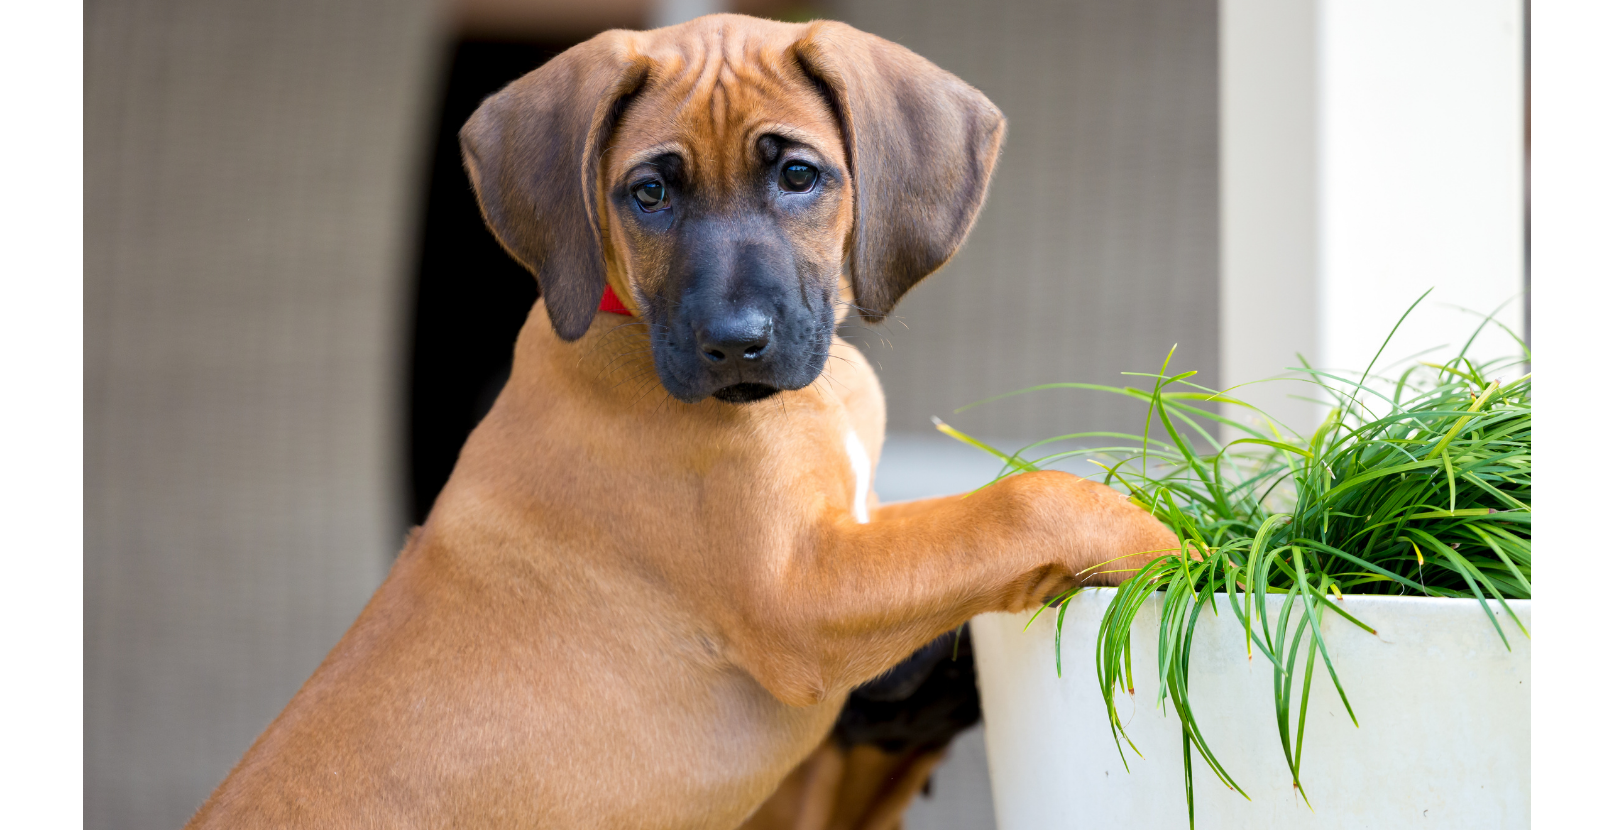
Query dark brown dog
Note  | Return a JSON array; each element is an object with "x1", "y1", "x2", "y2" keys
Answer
[{"x1": 186, "y1": 14, "x2": 1176, "y2": 829}]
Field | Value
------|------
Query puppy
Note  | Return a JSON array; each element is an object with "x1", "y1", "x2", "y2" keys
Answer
[{"x1": 186, "y1": 14, "x2": 1176, "y2": 829}]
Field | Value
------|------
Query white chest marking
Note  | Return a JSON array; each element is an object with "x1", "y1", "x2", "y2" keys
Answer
[{"x1": 844, "y1": 428, "x2": 872, "y2": 524}]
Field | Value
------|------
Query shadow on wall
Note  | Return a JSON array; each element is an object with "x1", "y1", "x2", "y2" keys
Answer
[{"x1": 407, "y1": 40, "x2": 568, "y2": 525}]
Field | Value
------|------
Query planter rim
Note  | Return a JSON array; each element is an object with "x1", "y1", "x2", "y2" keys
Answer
[{"x1": 1068, "y1": 586, "x2": 1531, "y2": 609}]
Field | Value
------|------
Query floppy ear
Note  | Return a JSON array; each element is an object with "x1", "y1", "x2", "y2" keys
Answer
[
  {"x1": 793, "y1": 22, "x2": 1006, "y2": 322},
  {"x1": 460, "y1": 32, "x2": 648, "y2": 341}
]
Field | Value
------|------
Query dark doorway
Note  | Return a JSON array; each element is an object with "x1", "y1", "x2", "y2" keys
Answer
[{"x1": 406, "y1": 39, "x2": 583, "y2": 526}]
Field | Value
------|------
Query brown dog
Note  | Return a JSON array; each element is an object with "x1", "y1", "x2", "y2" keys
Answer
[{"x1": 186, "y1": 14, "x2": 1176, "y2": 829}]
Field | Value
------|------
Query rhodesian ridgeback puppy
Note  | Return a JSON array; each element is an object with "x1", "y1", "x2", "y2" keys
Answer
[{"x1": 187, "y1": 14, "x2": 1177, "y2": 829}]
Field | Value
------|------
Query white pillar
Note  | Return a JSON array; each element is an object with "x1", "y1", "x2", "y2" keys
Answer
[{"x1": 1222, "y1": 0, "x2": 1525, "y2": 435}]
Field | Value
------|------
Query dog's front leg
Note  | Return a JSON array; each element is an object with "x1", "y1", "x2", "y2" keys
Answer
[{"x1": 728, "y1": 470, "x2": 1178, "y2": 707}]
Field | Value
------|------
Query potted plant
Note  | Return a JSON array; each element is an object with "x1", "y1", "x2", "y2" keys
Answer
[{"x1": 944, "y1": 300, "x2": 1531, "y2": 828}]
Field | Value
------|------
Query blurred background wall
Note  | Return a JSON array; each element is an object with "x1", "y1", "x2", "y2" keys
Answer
[
  {"x1": 84, "y1": 1, "x2": 1219, "y2": 828},
  {"x1": 84, "y1": 1, "x2": 437, "y2": 827},
  {"x1": 840, "y1": 0, "x2": 1218, "y2": 442}
]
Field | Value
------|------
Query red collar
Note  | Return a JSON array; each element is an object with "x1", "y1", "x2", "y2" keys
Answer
[{"x1": 599, "y1": 285, "x2": 633, "y2": 316}]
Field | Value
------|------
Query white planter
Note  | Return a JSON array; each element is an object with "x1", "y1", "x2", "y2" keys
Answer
[{"x1": 971, "y1": 590, "x2": 1530, "y2": 829}]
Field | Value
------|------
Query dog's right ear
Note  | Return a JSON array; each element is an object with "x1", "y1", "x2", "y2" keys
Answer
[
  {"x1": 791, "y1": 22, "x2": 1005, "y2": 323},
  {"x1": 460, "y1": 33, "x2": 648, "y2": 341}
]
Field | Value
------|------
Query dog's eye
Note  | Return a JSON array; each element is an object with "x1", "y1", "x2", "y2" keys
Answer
[
  {"x1": 633, "y1": 180, "x2": 669, "y2": 211},
  {"x1": 779, "y1": 163, "x2": 817, "y2": 193}
]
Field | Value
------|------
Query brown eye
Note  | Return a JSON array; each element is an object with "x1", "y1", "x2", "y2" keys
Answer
[
  {"x1": 779, "y1": 163, "x2": 817, "y2": 193},
  {"x1": 633, "y1": 180, "x2": 668, "y2": 211}
]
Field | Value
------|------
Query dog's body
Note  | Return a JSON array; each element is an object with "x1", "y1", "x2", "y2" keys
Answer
[
  {"x1": 188, "y1": 15, "x2": 1176, "y2": 829},
  {"x1": 190, "y1": 314, "x2": 890, "y2": 828}
]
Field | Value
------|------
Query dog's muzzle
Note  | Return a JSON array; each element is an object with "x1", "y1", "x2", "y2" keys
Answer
[
  {"x1": 647, "y1": 229, "x2": 835, "y2": 404},
  {"x1": 650, "y1": 297, "x2": 833, "y2": 404}
]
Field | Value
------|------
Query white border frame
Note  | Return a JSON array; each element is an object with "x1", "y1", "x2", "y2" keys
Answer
[
  {"x1": 1530, "y1": 0, "x2": 1600, "y2": 825},
  {"x1": 0, "y1": 1, "x2": 84, "y2": 825}
]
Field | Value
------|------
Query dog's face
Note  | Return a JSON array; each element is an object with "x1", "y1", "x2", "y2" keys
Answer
[
  {"x1": 461, "y1": 15, "x2": 1005, "y2": 404},
  {"x1": 599, "y1": 54, "x2": 852, "y2": 403}
]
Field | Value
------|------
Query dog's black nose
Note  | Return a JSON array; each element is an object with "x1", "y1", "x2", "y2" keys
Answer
[{"x1": 697, "y1": 309, "x2": 772, "y2": 364}]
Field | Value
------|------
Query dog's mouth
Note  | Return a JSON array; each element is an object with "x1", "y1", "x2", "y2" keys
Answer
[{"x1": 712, "y1": 382, "x2": 780, "y2": 404}]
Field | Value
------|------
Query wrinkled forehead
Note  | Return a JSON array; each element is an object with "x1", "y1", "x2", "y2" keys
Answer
[{"x1": 606, "y1": 25, "x2": 844, "y2": 187}]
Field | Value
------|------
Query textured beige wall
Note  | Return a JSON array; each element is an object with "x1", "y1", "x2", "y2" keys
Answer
[
  {"x1": 836, "y1": 0, "x2": 1220, "y2": 442},
  {"x1": 84, "y1": 2, "x2": 438, "y2": 827}
]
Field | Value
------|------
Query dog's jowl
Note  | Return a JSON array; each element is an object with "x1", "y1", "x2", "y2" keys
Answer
[{"x1": 186, "y1": 15, "x2": 1177, "y2": 830}]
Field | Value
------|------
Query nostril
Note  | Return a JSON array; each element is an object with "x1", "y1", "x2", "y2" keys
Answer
[{"x1": 696, "y1": 310, "x2": 774, "y2": 365}]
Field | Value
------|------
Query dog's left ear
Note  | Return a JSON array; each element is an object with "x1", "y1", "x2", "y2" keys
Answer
[
  {"x1": 792, "y1": 22, "x2": 1006, "y2": 322},
  {"x1": 460, "y1": 32, "x2": 649, "y2": 341}
]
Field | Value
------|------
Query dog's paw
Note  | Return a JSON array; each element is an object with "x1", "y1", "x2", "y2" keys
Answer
[{"x1": 1004, "y1": 470, "x2": 1180, "y2": 587}]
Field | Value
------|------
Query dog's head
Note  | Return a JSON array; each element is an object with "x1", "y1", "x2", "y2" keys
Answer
[{"x1": 461, "y1": 15, "x2": 1004, "y2": 403}]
